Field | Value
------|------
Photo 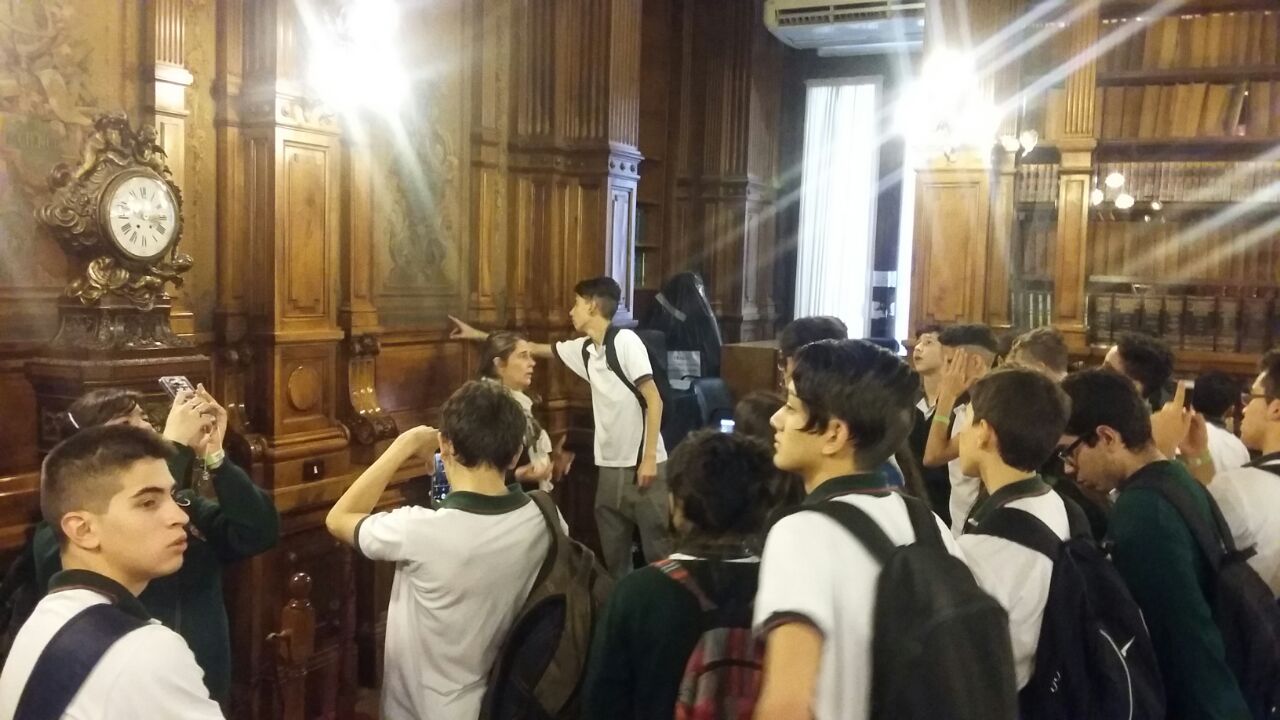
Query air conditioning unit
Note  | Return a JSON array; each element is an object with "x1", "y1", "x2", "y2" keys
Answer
[{"x1": 764, "y1": 0, "x2": 926, "y2": 56}]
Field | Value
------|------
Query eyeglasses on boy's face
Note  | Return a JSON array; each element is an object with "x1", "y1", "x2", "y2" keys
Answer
[
  {"x1": 1057, "y1": 432, "x2": 1095, "y2": 466},
  {"x1": 1241, "y1": 392, "x2": 1269, "y2": 407}
]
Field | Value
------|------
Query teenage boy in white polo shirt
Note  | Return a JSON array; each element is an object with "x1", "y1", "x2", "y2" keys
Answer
[
  {"x1": 753, "y1": 339, "x2": 962, "y2": 720},
  {"x1": 0, "y1": 425, "x2": 224, "y2": 719},
  {"x1": 326, "y1": 381, "x2": 559, "y2": 720},
  {"x1": 955, "y1": 368, "x2": 1072, "y2": 690},
  {"x1": 1208, "y1": 350, "x2": 1280, "y2": 595},
  {"x1": 450, "y1": 276, "x2": 668, "y2": 577},
  {"x1": 921, "y1": 323, "x2": 999, "y2": 535}
]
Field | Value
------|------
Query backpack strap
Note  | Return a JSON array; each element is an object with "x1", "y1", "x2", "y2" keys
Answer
[
  {"x1": 968, "y1": 507, "x2": 1063, "y2": 561},
  {"x1": 798, "y1": 501, "x2": 899, "y2": 564},
  {"x1": 654, "y1": 559, "x2": 716, "y2": 612},
  {"x1": 900, "y1": 493, "x2": 946, "y2": 550},
  {"x1": 526, "y1": 490, "x2": 566, "y2": 587},
  {"x1": 14, "y1": 603, "x2": 147, "y2": 720},
  {"x1": 581, "y1": 328, "x2": 649, "y2": 466},
  {"x1": 1126, "y1": 476, "x2": 1245, "y2": 571},
  {"x1": 1061, "y1": 496, "x2": 1093, "y2": 541}
]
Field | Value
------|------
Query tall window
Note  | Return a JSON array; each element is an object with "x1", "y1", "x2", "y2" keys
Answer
[{"x1": 794, "y1": 78, "x2": 881, "y2": 338}]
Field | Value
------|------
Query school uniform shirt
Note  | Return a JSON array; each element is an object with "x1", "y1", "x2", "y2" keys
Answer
[
  {"x1": 355, "y1": 489, "x2": 561, "y2": 720},
  {"x1": 1208, "y1": 452, "x2": 1280, "y2": 595},
  {"x1": 753, "y1": 474, "x2": 964, "y2": 720},
  {"x1": 957, "y1": 477, "x2": 1069, "y2": 689},
  {"x1": 1111, "y1": 460, "x2": 1250, "y2": 720},
  {"x1": 947, "y1": 404, "x2": 982, "y2": 536},
  {"x1": 555, "y1": 332, "x2": 668, "y2": 468},
  {"x1": 1205, "y1": 421, "x2": 1251, "y2": 475},
  {"x1": 0, "y1": 569, "x2": 224, "y2": 720},
  {"x1": 582, "y1": 553, "x2": 760, "y2": 720}
]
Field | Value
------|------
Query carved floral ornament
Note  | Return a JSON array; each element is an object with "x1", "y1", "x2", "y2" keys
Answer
[{"x1": 36, "y1": 112, "x2": 193, "y2": 311}]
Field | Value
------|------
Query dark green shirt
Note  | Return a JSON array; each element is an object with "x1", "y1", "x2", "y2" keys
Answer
[
  {"x1": 1110, "y1": 460, "x2": 1250, "y2": 720},
  {"x1": 582, "y1": 559, "x2": 760, "y2": 720},
  {"x1": 33, "y1": 444, "x2": 280, "y2": 704}
]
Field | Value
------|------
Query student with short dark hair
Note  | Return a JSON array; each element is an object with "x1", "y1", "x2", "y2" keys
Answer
[
  {"x1": 1207, "y1": 351, "x2": 1280, "y2": 595},
  {"x1": 327, "y1": 381, "x2": 559, "y2": 720},
  {"x1": 922, "y1": 323, "x2": 1000, "y2": 534},
  {"x1": 1105, "y1": 332, "x2": 1175, "y2": 411},
  {"x1": 583, "y1": 430, "x2": 776, "y2": 719},
  {"x1": 451, "y1": 276, "x2": 669, "y2": 578},
  {"x1": 955, "y1": 369, "x2": 1071, "y2": 689},
  {"x1": 1192, "y1": 370, "x2": 1250, "y2": 473},
  {"x1": 1059, "y1": 369, "x2": 1249, "y2": 720},
  {"x1": 752, "y1": 340, "x2": 963, "y2": 719},
  {"x1": 776, "y1": 315, "x2": 848, "y2": 390},
  {"x1": 1007, "y1": 326, "x2": 1070, "y2": 382},
  {"x1": 0, "y1": 425, "x2": 224, "y2": 718},
  {"x1": 734, "y1": 391, "x2": 805, "y2": 513},
  {"x1": 32, "y1": 386, "x2": 278, "y2": 705}
]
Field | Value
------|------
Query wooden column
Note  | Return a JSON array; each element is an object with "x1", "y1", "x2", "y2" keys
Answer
[
  {"x1": 507, "y1": 0, "x2": 644, "y2": 428},
  {"x1": 1052, "y1": 7, "x2": 1100, "y2": 351},
  {"x1": 469, "y1": 0, "x2": 513, "y2": 326},
  {"x1": 910, "y1": 0, "x2": 1021, "y2": 333},
  {"x1": 145, "y1": 0, "x2": 196, "y2": 335},
  {"x1": 671, "y1": 0, "x2": 781, "y2": 342}
]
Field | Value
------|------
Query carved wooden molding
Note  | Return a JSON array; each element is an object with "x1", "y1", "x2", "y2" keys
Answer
[{"x1": 340, "y1": 333, "x2": 397, "y2": 447}]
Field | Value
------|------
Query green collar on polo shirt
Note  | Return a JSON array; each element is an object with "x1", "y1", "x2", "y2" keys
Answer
[
  {"x1": 441, "y1": 486, "x2": 532, "y2": 514},
  {"x1": 804, "y1": 472, "x2": 891, "y2": 505},
  {"x1": 48, "y1": 568, "x2": 152, "y2": 622},
  {"x1": 966, "y1": 475, "x2": 1051, "y2": 528}
]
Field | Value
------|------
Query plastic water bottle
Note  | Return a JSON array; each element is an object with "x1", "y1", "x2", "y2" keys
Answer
[
  {"x1": 431, "y1": 452, "x2": 451, "y2": 504},
  {"x1": 719, "y1": 418, "x2": 736, "y2": 434}
]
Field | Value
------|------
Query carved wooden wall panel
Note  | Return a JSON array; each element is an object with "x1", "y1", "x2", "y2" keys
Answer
[{"x1": 911, "y1": 171, "x2": 992, "y2": 326}]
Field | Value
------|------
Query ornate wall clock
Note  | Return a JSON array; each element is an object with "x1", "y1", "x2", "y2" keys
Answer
[{"x1": 36, "y1": 111, "x2": 193, "y2": 350}]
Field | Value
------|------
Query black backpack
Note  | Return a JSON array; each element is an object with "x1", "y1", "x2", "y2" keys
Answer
[
  {"x1": 971, "y1": 502, "x2": 1166, "y2": 720},
  {"x1": 798, "y1": 495, "x2": 1018, "y2": 720},
  {"x1": 0, "y1": 535, "x2": 43, "y2": 666},
  {"x1": 480, "y1": 490, "x2": 614, "y2": 720},
  {"x1": 1128, "y1": 475, "x2": 1280, "y2": 720}
]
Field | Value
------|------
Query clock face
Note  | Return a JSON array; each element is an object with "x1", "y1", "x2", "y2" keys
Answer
[{"x1": 104, "y1": 173, "x2": 179, "y2": 260}]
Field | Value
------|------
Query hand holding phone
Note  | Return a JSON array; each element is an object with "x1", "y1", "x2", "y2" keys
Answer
[{"x1": 159, "y1": 376, "x2": 196, "y2": 399}]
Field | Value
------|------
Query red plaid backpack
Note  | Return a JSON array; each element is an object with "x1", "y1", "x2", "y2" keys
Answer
[{"x1": 654, "y1": 559, "x2": 763, "y2": 720}]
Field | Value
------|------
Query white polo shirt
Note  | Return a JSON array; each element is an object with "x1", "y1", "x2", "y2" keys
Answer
[
  {"x1": 555, "y1": 332, "x2": 668, "y2": 468},
  {"x1": 948, "y1": 404, "x2": 982, "y2": 535},
  {"x1": 957, "y1": 481, "x2": 1069, "y2": 689},
  {"x1": 1206, "y1": 423, "x2": 1251, "y2": 474},
  {"x1": 753, "y1": 478, "x2": 964, "y2": 720},
  {"x1": 355, "y1": 490, "x2": 560, "y2": 720},
  {"x1": 0, "y1": 582, "x2": 223, "y2": 719},
  {"x1": 1208, "y1": 455, "x2": 1280, "y2": 596}
]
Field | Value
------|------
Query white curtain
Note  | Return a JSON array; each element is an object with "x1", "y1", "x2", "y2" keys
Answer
[{"x1": 794, "y1": 79, "x2": 880, "y2": 338}]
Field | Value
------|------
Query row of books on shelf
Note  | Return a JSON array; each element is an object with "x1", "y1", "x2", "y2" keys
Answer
[
  {"x1": 1093, "y1": 161, "x2": 1280, "y2": 203},
  {"x1": 1095, "y1": 81, "x2": 1280, "y2": 139},
  {"x1": 1012, "y1": 289, "x2": 1054, "y2": 331},
  {"x1": 1088, "y1": 293, "x2": 1276, "y2": 352},
  {"x1": 1099, "y1": 11, "x2": 1280, "y2": 73},
  {"x1": 1015, "y1": 164, "x2": 1060, "y2": 204}
]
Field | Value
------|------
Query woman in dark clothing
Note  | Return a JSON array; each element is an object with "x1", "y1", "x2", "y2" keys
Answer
[
  {"x1": 33, "y1": 386, "x2": 279, "y2": 705},
  {"x1": 641, "y1": 271, "x2": 723, "y2": 379},
  {"x1": 583, "y1": 430, "x2": 778, "y2": 720}
]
